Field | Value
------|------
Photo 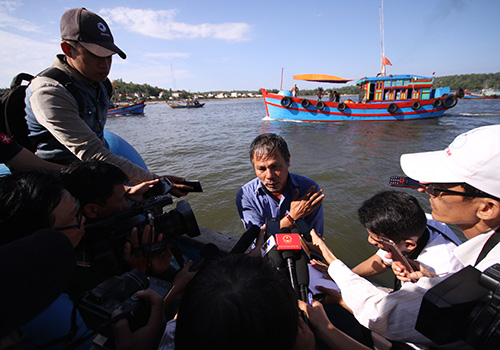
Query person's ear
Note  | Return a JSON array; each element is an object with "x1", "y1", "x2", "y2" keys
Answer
[
  {"x1": 477, "y1": 198, "x2": 500, "y2": 221},
  {"x1": 61, "y1": 41, "x2": 75, "y2": 58},
  {"x1": 82, "y1": 203, "x2": 100, "y2": 220},
  {"x1": 403, "y1": 238, "x2": 418, "y2": 252}
]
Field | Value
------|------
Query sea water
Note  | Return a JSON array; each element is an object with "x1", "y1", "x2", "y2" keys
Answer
[{"x1": 106, "y1": 97, "x2": 500, "y2": 287}]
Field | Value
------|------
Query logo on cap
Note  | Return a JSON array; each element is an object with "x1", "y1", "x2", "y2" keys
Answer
[{"x1": 97, "y1": 22, "x2": 107, "y2": 32}]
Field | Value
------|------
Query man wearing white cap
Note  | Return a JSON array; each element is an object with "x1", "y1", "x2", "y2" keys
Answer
[
  {"x1": 398, "y1": 123, "x2": 500, "y2": 274},
  {"x1": 24, "y1": 8, "x2": 186, "y2": 189},
  {"x1": 309, "y1": 124, "x2": 500, "y2": 348}
]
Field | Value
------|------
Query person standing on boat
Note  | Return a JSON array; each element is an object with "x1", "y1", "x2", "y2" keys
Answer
[
  {"x1": 236, "y1": 133, "x2": 325, "y2": 235},
  {"x1": 334, "y1": 91, "x2": 340, "y2": 103},
  {"x1": 317, "y1": 88, "x2": 323, "y2": 101},
  {"x1": 24, "y1": 8, "x2": 185, "y2": 188},
  {"x1": 290, "y1": 84, "x2": 298, "y2": 97},
  {"x1": 328, "y1": 91, "x2": 334, "y2": 102}
]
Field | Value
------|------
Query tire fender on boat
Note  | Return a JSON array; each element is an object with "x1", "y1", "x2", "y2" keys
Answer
[
  {"x1": 281, "y1": 96, "x2": 292, "y2": 108},
  {"x1": 457, "y1": 88, "x2": 465, "y2": 99},
  {"x1": 387, "y1": 103, "x2": 398, "y2": 113},
  {"x1": 316, "y1": 101, "x2": 325, "y2": 110},
  {"x1": 301, "y1": 99, "x2": 311, "y2": 108},
  {"x1": 411, "y1": 101, "x2": 421, "y2": 110},
  {"x1": 433, "y1": 99, "x2": 443, "y2": 108},
  {"x1": 442, "y1": 95, "x2": 458, "y2": 108},
  {"x1": 337, "y1": 102, "x2": 347, "y2": 112}
]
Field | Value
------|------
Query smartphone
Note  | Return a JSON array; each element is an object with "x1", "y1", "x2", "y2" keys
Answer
[
  {"x1": 265, "y1": 217, "x2": 280, "y2": 240},
  {"x1": 388, "y1": 176, "x2": 424, "y2": 189},
  {"x1": 294, "y1": 218, "x2": 312, "y2": 242},
  {"x1": 182, "y1": 180, "x2": 203, "y2": 192},
  {"x1": 377, "y1": 236, "x2": 415, "y2": 274},
  {"x1": 144, "y1": 176, "x2": 173, "y2": 198}
]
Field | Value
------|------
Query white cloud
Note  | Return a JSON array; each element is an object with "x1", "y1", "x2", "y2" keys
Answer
[
  {"x1": 99, "y1": 7, "x2": 251, "y2": 43},
  {"x1": 0, "y1": 30, "x2": 59, "y2": 87},
  {"x1": 0, "y1": 0, "x2": 42, "y2": 32}
]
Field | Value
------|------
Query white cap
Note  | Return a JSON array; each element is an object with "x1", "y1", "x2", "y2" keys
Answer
[{"x1": 400, "y1": 124, "x2": 500, "y2": 199}]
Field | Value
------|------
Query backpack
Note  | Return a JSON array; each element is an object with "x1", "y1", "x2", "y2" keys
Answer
[{"x1": 0, "y1": 68, "x2": 112, "y2": 152}]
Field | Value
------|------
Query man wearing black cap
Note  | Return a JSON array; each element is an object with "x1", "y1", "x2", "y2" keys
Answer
[{"x1": 24, "y1": 8, "x2": 185, "y2": 188}]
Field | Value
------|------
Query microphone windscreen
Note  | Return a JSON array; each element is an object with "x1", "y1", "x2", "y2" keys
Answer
[
  {"x1": 267, "y1": 247, "x2": 285, "y2": 268},
  {"x1": 295, "y1": 252, "x2": 310, "y2": 287},
  {"x1": 230, "y1": 225, "x2": 260, "y2": 254}
]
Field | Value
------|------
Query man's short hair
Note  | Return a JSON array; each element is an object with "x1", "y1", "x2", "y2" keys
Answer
[
  {"x1": 249, "y1": 133, "x2": 290, "y2": 164},
  {"x1": 0, "y1": 171, "x2": 65, "y2": 245},
  {"x1": 358, "y1": 190, "x2": 427, "y2": 243},
  {"x1": 175, "y1": 254, "x2": 299, "y2": 350},
  {"x1": 61, "y1": 160, "x2": 128, "y2": 207}
]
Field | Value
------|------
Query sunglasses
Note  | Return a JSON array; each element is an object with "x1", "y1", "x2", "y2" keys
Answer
[
  {"x1": 423, "y1": 183, "x2": 492, "y2": 199},
  {"x1": 54, "y1": 199, "x2": 83, "y2": 231}
]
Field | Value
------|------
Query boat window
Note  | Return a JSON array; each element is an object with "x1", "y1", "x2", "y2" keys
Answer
[
  {"x1": 395, "y1": 89, "x2": 401, "y2": 100},
  {"x1": 408, "y1": 88, "x2": 413, "y2": 99},
  {"x1": 369, "y1": 83, "x2": 376, "y2": 101}
]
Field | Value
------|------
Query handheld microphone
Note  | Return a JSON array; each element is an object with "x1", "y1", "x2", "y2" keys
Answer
[{"x1": 229, "y1": 225, "x2": 260, "y2": 254}]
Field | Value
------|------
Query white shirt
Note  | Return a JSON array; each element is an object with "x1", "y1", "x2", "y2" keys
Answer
[{"x1": 328, "y1": 228, "x2": 499, "y2": 347}]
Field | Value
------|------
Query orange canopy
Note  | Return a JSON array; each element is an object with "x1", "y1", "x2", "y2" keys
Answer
[{"x1": 293, "y1": 74, "x2": 353, "y2": 84}]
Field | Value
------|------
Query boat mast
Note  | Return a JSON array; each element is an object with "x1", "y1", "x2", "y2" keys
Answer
[
  {"x1": 170, "y1": 63, "x2": 177, "y2": 91},
  {"x1": 380, "y1": 0, "x2": 386, "y2": 76}
]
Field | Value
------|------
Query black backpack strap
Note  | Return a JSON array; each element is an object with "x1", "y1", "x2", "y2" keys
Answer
[
  {"x1": 475, "y1": 228, "x2": 500, "y2": 266},
  {"x1": 38, "y1": 67, "x2": 84, "y2": 115}
]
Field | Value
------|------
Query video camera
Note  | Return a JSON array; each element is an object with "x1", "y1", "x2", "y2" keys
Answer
[
  {"x1": 78, "y1": 269, "x2": 171, "y2": 339},
  {"x1": 82, "y1": 193, "x2": 200, "y2": 279},
  {"x1": 416, "y1": 264, "x2": 500, "y2": 349}
]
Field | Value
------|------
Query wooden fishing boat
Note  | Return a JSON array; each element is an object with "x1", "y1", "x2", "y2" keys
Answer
[
  {"x1": 108, "y1": 101, "x2": 145, "y2": 115},
  {"x1": 167, "y1": 101, "x2": 205, "y2": 109},
  {"x1": 262, "y1": 0, "x2": 461, "y2": 122},
  {"x1": 463, "y1": 88, "x2": 500, "y2": 99},
  {"x1": 262, "y1": 74, "x2": 460, "y2": 122}
]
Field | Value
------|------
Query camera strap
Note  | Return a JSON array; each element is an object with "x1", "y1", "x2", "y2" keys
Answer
[{"x1": 475, "y1": 228, "x2": 500, "y2": 266}]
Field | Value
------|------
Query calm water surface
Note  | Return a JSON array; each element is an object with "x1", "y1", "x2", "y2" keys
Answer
[{"x1": 106, "y1": 97, "x2": 500, "y2": 286}]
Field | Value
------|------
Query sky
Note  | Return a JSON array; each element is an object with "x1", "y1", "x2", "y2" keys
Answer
[{"x1": 1, "y1": 0, "x2": 499, "y2": 92}]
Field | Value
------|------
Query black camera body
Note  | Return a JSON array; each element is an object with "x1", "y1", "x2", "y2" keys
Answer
[
  {"x1": 416, "y1": 264, "x2": 500, "y2": 349},
  {"x1": 81, "y1": 197, "x2": 200, "y2": 279},
  {"x1": 78, "y1": 269, "x2": 171, "y2": 338}
]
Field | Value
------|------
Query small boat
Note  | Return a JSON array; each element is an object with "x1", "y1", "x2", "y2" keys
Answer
[
  {"x1": 107, "y1": 101, "x2": 145, "y2": 115},
  {"x1": 167, "y1": 100, "x2": 205, "y2": 109},
  {"x1": 463, "y1": 88, "x2": 500, "y2": 99}
]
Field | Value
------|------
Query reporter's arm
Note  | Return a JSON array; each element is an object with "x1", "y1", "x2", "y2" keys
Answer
[
  {"x1": 298, "y1": 300, "x2": 369, "y2": 350},
  {"x1": 6, "y1": 147, "x2": 64, "y2": 174},
  {"x1": 352, "y1": 254, "x2": 389, "y2": 277}
]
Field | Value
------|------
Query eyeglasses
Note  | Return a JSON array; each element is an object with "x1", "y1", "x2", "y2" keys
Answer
[
  {"x1": 54, "y1": 199, "x2": 83, "y2": 231},
  {"x1": 423, "y1": 183, "x2": 492, "y2": 198}
]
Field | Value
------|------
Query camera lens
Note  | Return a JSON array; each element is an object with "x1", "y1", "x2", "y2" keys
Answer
[{"x1": 154, "y1": 200, "x2": 200, "y2": 238}]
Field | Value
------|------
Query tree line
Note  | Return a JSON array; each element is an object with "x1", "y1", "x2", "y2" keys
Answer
[{"x1": 2, "y1": 72, "x2": 499, "y2": 96}]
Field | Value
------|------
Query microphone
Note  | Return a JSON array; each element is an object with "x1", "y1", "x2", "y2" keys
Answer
[{"x1": 229, "y1": 225, "x2": 261, "y2": 254}]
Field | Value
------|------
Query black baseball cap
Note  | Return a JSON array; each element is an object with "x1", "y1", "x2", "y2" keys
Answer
[{"x1": 60, "y1": 7, "x2": 126, "y2": 59}]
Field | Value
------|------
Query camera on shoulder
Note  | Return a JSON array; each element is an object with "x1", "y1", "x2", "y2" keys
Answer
[{"x1": 416, "y1": 263, "x2": 500, "y2": 349}]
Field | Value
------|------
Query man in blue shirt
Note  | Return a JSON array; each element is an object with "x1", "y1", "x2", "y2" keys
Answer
[{"x1": 236, "y1": 133, "x2": 324, "y2": 235}]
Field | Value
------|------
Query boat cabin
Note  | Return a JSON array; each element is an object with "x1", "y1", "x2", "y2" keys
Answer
[{"x1": 356, "y1": 74, "x2": 435, "y2": 103}]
